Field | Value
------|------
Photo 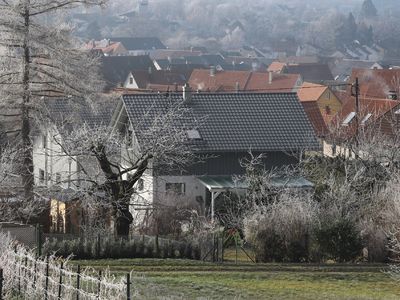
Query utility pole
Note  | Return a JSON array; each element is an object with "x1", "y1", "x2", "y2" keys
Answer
[{"x1": 355, "y1": 77, "x2": 360, "y2": 142}]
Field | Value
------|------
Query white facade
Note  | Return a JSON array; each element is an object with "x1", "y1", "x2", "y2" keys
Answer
[{"x1": 33, "y1": 127, "x2": 79, "y2": 189}]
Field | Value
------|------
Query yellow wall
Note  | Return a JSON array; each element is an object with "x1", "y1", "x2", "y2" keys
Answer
[
  {"x1": 316, "y1": 89, "x2": 342, "y2": 123},
  {"x1": 50, "y1": 199, "x2": 66, "y2": 233}
]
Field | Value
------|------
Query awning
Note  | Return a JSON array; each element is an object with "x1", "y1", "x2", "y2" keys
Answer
[{"x1": 197, "y1": 175, "x2": 314, "y2": 191}]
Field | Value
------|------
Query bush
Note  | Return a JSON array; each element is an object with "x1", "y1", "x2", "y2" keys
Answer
[
  {"x1": 316, "y1": 218, "x2": 363, "y2": 262},
  {"x1": 243, "y1": 194, "x2": 319, "y2": 262}
]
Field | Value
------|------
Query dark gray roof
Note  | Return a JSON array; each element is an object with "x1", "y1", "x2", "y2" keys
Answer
[
  {"x1": 284, "y1": 63, "x2": 334, "y2": 83},
  {"x1": 44, "y1": 98, "x2": 115, "y2": 130},
  {"x1": 121, "y1": 93, "x2": 320, "y2": 152},
  {"x1": 108, "y1": 37, "x2": 166, "y2": 51},
  {"x1": 100, "y1": 55, "x2": 154, "y2": 90}
]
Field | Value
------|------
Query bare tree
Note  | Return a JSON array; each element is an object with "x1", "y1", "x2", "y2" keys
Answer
[
  {"x1": 41, "y1": 97, "x2": 198, "y2": 236},
  {"x1": 0, "y1": 0, "x2": 107, "y2": 219}
]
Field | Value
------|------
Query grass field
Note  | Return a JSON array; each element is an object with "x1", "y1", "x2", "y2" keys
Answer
[{"x1": 74, "y1": 251, "x2": 400, "y2": 300}]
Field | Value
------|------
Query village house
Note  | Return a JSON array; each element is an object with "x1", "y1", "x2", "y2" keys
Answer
[
  {"x1": 297, "y1": 82, "x2": 342, "y2": 124},
  {"x1": 105, "y1": 37, "x2": 166, "y2": 56},
  {"x1": 111, "y1": 91, "x2": 320, "y2": 226},
  {"x1": 323, "y1": 68, "x2": 400, "y2": 157},
  {"x1": 124, "y1": 69, "x2": 188, "y2": 90},
  {"x1": 100, "y1": 55, "x2": 154, "y2": 90},
  {"x1": 32, "y1": 98, "x2": 115, "y2": 234},
  {"x1": 283, "y1": 63, "x2": 334, "y2": 84}
]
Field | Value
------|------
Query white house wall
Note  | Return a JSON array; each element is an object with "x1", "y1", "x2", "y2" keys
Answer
[{"x1": 33, "y1": 128, "x2": 79, "y2": 189}]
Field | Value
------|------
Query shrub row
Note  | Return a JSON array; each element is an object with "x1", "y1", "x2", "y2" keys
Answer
[{"x1": 42, "y1": 236, "x2": 201, "y2": 260}]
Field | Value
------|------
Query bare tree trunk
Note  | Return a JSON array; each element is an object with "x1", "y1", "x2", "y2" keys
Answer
[{"x1": 21, "y1": 2, "x2": 34, "y2": 209}]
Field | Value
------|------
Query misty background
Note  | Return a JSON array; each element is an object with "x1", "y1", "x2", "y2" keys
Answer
[{"x1": 64, "y1": 0, "x2": 400, "y2": 58}]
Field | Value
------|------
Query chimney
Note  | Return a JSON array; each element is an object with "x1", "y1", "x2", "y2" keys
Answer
[
  {"x1": 183, "y1": 83, "x2": 192, "y2": 103},
  {"x1": 235, "y1": 82, "x2": 240, "y2": 93},
  {"x1": 269, "y1": 71, "x2": 273, "y2": 84},
  {"x1": 210, "y1": 66, "x2": 216, "y2": 77}
]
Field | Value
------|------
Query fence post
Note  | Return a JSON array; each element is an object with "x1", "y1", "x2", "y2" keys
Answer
[
  {"x1": 0, "y1": 269, "x2": 3, "y2": 300},
  {"x1": 126, "y1": 273, "x2": 131, "y2": 300},
  {"x1": 76, "y1": 265, "x2": 80, "y2": 300},
  {"x1": 44, "y1": 256, "x2": 49, "y2": 300},
  {"x1": 58, "y1": 262, "x2": 63, "y2": 299},
  {"x1": 33, "y1": 258, "x2": 37, "y2": 286},
  {"x1": 24, "y1": 256, "x2": 28, "y2": 292},
  {"x1": 97, "y1": 270, "x2": 102, "y2": 300}
]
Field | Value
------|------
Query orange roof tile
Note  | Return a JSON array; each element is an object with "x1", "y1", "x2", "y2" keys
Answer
[
  {"x1": 267, "y1": 61, "x2": 286, "y2": 73},
  {"x1": 297, "y1": 82, "x2": 328, "y2": 102},
  {"x1": 188, "y1": 69, "x2": 300, "y2": 93}
]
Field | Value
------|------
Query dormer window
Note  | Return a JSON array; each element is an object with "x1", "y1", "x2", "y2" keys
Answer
[
  {"x1": 187, "y1": 129, "x2": 201, "y2": 140},
  {"x1": 129, "y1": 76, "x2": 134, "y2": 85},
  {"x1": 342, "y1": 112, "x2": 356, "y2": 126}
]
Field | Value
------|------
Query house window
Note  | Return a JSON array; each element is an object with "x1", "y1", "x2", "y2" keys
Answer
[
  {"x1": 39, "y1": 169, "x2": 45, "y2": 183},
  {"x1": 166, "y1": 183, "x2": 185, "y2": 195},
  {"x1": 137, "y1": 178, "x2": 144, "y2": 191},
  {"x1": 129, "y1": 77, "x2": 134, "y2": 85},
  {"x1": 325, "y1": 106, "x2": 331, "y2": 115},
  {"x1": 56, "y1": 173, "x2": 62, "y2": 184},
  {"x1": 331, "y1": 144, "x2": 337, "y2": 156}
]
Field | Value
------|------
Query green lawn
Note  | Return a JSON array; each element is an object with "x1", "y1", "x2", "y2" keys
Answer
[{"x1": 73, "y1": 255, "x2": 400, "y2": 300}]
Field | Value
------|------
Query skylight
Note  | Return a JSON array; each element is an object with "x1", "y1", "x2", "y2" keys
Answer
[
  {"x1": 361, "y1": 113, "x2": 373, "y2": 125},
  {"x1": 187, "y1": 129, "x2": 201, "y2": 140},
  {"x1": 342, "y1": 112, "x2": 356, "y2": 126}
]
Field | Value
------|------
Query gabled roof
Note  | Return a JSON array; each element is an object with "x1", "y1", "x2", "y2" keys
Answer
[
  {"x1": 267, "y1": 61, "x2": 286, "y2": 73},
  {"x1": 108, "y1": 37, "x2": 166, "y2": 51},
  {"x1": 297, "y1": 82, "x2": 328, "y2": 102},
  {"x1": 188, "y1": 69, "x2": 300, "y2": 93},
  {"x1": 100, "y1": 55, "x2": 154, "y2": 89},
  {"x1": 130, "y1": 70, "x2": 187, "y2": 89},
  {"x1": 284, "y1": 63, "x2": 334, "y2": 83},
  {"x1": 349, "y1": 69, "x2": 400, "y2": 99},
  {"x1": 120, "y1": 93, "x2": 320, "y2": 152}
]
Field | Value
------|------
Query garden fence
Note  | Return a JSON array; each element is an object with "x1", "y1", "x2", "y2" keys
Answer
[{"x1": 0, "y1": 234, "x2": 135, "y2": 300}]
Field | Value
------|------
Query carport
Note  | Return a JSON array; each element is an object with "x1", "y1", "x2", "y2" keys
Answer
[{"x1": 197, "y1": 175, "x2": 314, "y2": 222}]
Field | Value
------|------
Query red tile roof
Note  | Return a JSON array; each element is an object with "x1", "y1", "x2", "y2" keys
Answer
[
  {"x1": 349, "y1": 69, "x2": 400, "y2": 99},
  {"x1": 331, "y1": 94, "x2": 399, "y2": 138},
  {"x1": 188, "y1": 69, "x2": 301, "y2": 93},
  {"x1": 267, "y1": 61, "x2": 286, "y2": 73},
  {"x1": 297, "y1": 82, "x2": 328, "y2": 102}
]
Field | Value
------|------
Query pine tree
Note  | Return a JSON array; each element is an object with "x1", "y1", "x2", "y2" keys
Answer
[
  {"x1": 0, "y1": 0, "x2": 106, "y2": 222},
  {"x1": 361, "y1": 0, "x2": 378, "y2": 18}
]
